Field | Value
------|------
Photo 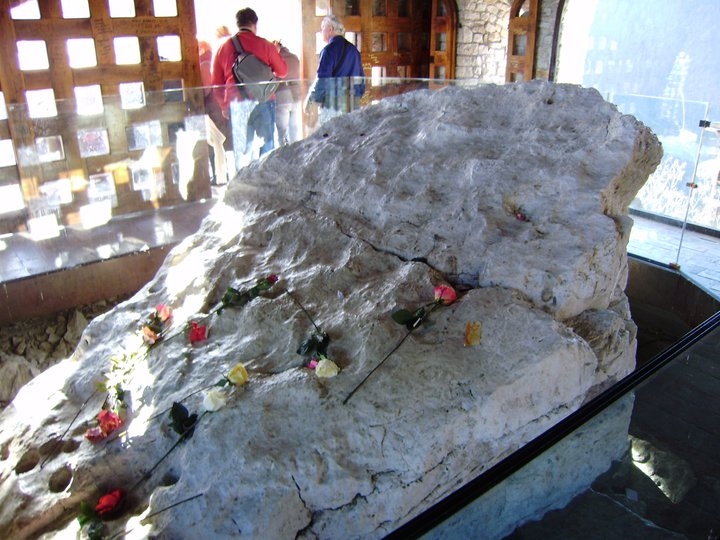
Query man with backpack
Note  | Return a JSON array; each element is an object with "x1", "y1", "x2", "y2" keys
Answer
[{"x1": 212, "y1": 8, "x2": 287, "y2": 158}]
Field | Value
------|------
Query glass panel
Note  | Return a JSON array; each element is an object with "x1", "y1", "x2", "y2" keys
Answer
[
  {"x1": 315, "y1": 0, "x2": 329, "y2": 17},
  {"x1": 435, "y1": 65, "x2": 446, "y2": 79},
  {"x1": 108, "y1": 0, "x2": 135, "y2": 17},
  {"x1": 437, "y1": 0, "x2": 447, "y2": 16},
  {"x1": 119, "y1": 82, "x2": 145, "y2": 109},
  {"x1": 371, "y1": 33, "x2": 386, "y2": 53},
  {"x1": 17, "y1": 41, "x2": 49, "y2": 71},
  {"x1": 67, "y1": 38, "x2": 97, "y2": 68},
  {"x1": 36, "y1": 136, "x2": 65, "y2": 163},
  {"x1": 61, "y1": 0, "x2": 90, "y2": 18},
  {"x1": 114, "y1": 37, "x2": 141, "y2": 64},
  {"x1": 345, "y1": 32, "x2": 360, "y2": 51},
  {"x1": 371, "y1": 65, "x2": 386, "y2": 86},
  {"x1": 398, "y1": 0, "x2": 411, "y2": 17},
  {"x1": 26, "y1": 89, "x2": 58, "y2": 118},
  {"x1": 157, "y1": 35, "x2": 182, "y2": 62},
  {"x1": 77, "y1": 128, "x2": 110, "y2": 158},
  {"x1": 513, "y1": 33, "x2": 527, "y2": 56},
  {"x1": 398, "y1": 33, "x2": 411, "y2": 52},
  {"x1": 153, "y1": 0, "x2": 177, "y2": 17},
  {"x1": 74, "y1": 85, "x2": 104, "y2": 116},
  {"x1": 436, "y1": 32, "x2": 447, "y2": 52},
  {"x1": 10, "y1": 0, "x2": 40, "y2": 19},
  {"x1": 373, "y1": 0, "x2": 386, "y2": 16}
]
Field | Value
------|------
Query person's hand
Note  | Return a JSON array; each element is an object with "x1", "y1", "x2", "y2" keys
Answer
[{"x1": 216, "y1": 26, "x2": 231, "y2": 38}]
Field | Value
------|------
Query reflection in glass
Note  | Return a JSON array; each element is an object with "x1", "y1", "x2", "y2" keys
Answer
[
  {"x1": 435, "y1": 65, "x2": 447, "y2": 79},
  {"x1": 119, "y1": 82, "x2": 145, "y2": 109},
  {"x1": 27, "y1": 214, "x2": 60, "y2": 240},
  {"x1": 61, "y1": 0, "x2": 90, "y2": 18},
  {"x1": 131, "y1": 167, "x2": 156, "y2": 191},
  {"x1": 17, "y1": 41, "x2": 49, "y2": 71},
  {"x1": 25, "y1": 88, "x2": 57, "y2": 118},
  {"x1": 114, "y1": 36, "x2": 141, "y2": 65},
  {"x1": 157, "y1": 35, "x2": 182, "y2": 62},
  {"x1": 79, "y1": 200, "x2": 113, "y2": 229},
  {"x1": 78, "y1": 129, "x2": 110, "y2": 158},
  {"x1": 74, "y1": 85, "x2": 104, "y2": 116},
  {"x1": 371, "y1": 66, "x2": 386, "y2": 86},
  {"x1": 36, "y1": 136, "x2": 65, "y2": 163},
  {"x1": 67, "y1": 38, "x2": 97, "y2": 68},
  {"x1": 127, "y1": 121, "x2": 163, "y2": 151},
  {"x1": 39, "y1": 178, "x2": 73, "y2": 206},
  {"x1": 87, "y1": 173, "x2": 118, "y2": 207}
]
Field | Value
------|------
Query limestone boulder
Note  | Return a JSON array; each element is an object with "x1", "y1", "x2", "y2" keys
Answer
[{"x1": 0, "y1": 81, "x2": 661, "y2": 539}]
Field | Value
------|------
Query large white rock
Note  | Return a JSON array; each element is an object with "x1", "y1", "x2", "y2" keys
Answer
[{"x1": 0, "y1": 81, "x2": 661, "y2": 539}]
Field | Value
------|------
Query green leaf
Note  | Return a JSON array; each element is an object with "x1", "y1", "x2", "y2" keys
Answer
[
  {"x1": 296, "y1": 331, "x2": 329, "y2": 357},
  {"x1": 169, "y1": 402, "x2": 197, "y2": 440},
  {"x1": 391, "y1": 309, "x2": 415, "y2": 325}
]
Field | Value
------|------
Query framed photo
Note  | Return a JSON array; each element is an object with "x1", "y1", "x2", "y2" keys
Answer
[{"x1": 78, "y1": 128, "x2": 110, "y2": 158}]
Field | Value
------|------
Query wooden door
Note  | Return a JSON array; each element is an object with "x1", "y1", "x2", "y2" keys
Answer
[
  {"x1": 505, "y1": 0, "x2": 538, "y2": 82},
  {"x1": 429, "y1": 0, "x2": 457, "y2": 80}
]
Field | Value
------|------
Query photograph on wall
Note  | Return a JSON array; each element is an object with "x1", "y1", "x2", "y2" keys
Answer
[
  {"x1": 35, "y1": 135, "x2": 65, "y2": 163},
  {"x1": 126, "y1": 120, "x2": 163, "y2": 151},
  {"x1": 87, "y1": 172, "x2": 118, "y2": 207},
  {"x1": 78, "y1": 128, "x2": 110, "y2": 158},
  {"x1": 38, "y1": 178, "x2": 73, "y2": 207},
  {"x1": 130, "y1": 166, "x2": 156, "y2": 191}
]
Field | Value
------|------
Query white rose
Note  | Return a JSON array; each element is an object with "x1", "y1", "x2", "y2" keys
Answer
[
  {"x1": 202, "y1": 388, "x2": 227, "y2": 412},
  {"x1": 315, "y1": 358, "x2": 340, "y2": 378}
]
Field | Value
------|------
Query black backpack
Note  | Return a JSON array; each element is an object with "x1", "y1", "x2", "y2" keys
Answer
[{"x1": 231, "y1": 35, "x2": 279, "y2": 103}]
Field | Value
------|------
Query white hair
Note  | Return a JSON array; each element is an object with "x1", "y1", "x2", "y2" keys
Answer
[{"x1": 322, "y1": 14, "x2": 345, "y2": 35}]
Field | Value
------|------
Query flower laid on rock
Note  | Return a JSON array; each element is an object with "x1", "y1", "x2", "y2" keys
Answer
[
  {"x1": 188, "y1": 321, "x2": 207, "y2": 345},
  {"x1": 344, "y1": 282, "x2": 459, "y2": 404},
  {"x1": 95, "y1": 488, "x2": 124, "y2": 519},
  {"x1": 225, "y1": 362, "x2": 249, "y2": 386},
  {"x1": 141, "y1": 304, "x2": 173, "y2": 345},
  {"x1": 84, "y1": 409, "x2": 124, "y2": 443},
  {"x1": 286, "y1": 288, "x2": 341, "y2": 378},
  {"x1": 217, "y1": 274, "x2": 279, "y2": 314},
  {"x1": 202, "y1": 388, "x2": 228, "y2": 412},
  {"x1": 315, "y1": 357, "x2": 340, "y2": 378}
]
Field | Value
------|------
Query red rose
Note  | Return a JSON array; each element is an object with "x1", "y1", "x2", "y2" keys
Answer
[
  {"x1": 434, "y1": 284, "x2": 457, "y2": 305},
  {"x1": 95, "y1": 489, "x2": 123, "y2": 519},
  {"x1": 188, "y1": 321, "x2": 207, "y2": 344},
  {"x1": 267, "y1": 274, "x2": 278, "y2": 284},
  {"x1": 97, "y1": 409, "x2": 123, "y2": 436}
]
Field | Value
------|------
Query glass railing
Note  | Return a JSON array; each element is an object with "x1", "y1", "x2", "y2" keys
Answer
[
  {"x1": 389, "y1": 310, "x2": 720, "y2": 539},
  {"x1": 610, "y1": 93, "x2": 720, "y2": 296}
]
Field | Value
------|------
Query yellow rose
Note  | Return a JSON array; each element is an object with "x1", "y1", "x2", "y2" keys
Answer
[
  {"x1": 315, "y1": 358, "x2": 340, "y2": 378},
  {"x1": 202, "y1": 388, "x2": 227, "y2": 412},
  {"x1": 227, "y1": 363, "x2": 249, "y2": 386}
]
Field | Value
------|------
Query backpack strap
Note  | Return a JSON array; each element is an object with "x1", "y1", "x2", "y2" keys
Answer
[{"x1": 231, "y1": 34, "x2": 245, "y2": 55}]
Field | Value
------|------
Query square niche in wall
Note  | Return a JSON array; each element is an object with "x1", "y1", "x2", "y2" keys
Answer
[
  {"x1": 119, "y1": 82, "x2": 145, "y2": 109},
  {"x1": 78, "y1": 129, "x2": 110, "y2": 158}
]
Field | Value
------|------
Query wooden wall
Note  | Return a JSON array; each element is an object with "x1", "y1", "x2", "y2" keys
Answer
[{"x1": 0, "y1": 0, "x2": 210, "y2": 235}]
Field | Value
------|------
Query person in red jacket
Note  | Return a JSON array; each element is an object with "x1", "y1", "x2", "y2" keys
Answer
[{"x1": 211, "y1": 8, "x2": 287, "y2": 157}]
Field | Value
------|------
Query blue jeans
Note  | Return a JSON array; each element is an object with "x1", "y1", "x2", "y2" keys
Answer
[{"x1": 246, "y1": 100, "x2": 276, "y2": 156}]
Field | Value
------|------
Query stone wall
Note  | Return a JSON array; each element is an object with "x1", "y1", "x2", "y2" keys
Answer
[{"x1": 455, "y1": 0, "x2": 561, "y2": 83}]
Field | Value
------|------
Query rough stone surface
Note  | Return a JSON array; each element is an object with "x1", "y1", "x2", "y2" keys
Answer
[{"x1": 0, "y1": 82, "x2": 661, "y2": 539}]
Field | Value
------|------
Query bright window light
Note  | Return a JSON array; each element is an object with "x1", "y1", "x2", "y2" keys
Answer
[
  {"x1": 67, "y1": 38, "x2": 97, "y2": 68},
  {"x1": 114, "y1": 36, "x2": 141, "y2": 65},
  {"x1": 157, "y1": 35, "x2": 182, "y2": 62},
  {"x1": 26, "y1": 89, "x2": 58, "y2": 118},
  {"x1": 0, "y1": 184, "x2": 25, "y2": 215},
  {"x1": 153, "y1": 0, "x2": 177, "y2": 17},
  {"x1": 74, "y1": 85, "x2": 104, "y2": 116},
  {"x1": 108, "y1": 0, "x2": 135, "y2": 17},
  {"x1": 17, "y1": 41, "x2": 49, "y2": 71},
  {"x1": 61, "y1": 0, "x2": 90, "y2": 18}
]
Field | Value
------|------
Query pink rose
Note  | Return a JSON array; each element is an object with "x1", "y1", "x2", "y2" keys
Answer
[{"x1": 434, "y1": 284, "x2": 457, "y2": 305}]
